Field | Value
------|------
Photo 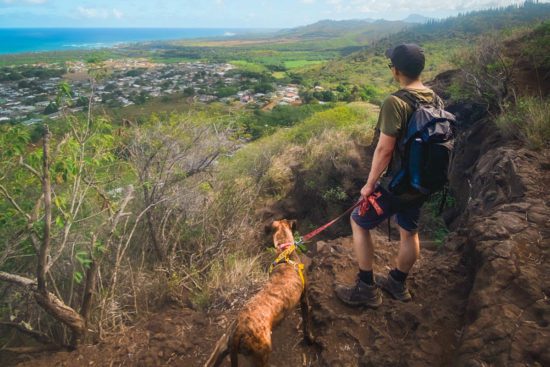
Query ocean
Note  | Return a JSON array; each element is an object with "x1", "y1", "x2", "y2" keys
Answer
[{"x1": 0, "y1": 28, "x2": 265, "y2": 55}]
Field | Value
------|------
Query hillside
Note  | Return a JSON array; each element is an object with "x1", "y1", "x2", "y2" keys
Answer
[
  {"x1": 275, "y1": 19, "x2": 408, "y2": 43},
  {"x1": 295, "y1": 2, "x2": 550, "y2": 93},
  {"x1": 10, "y1": 64, "x2": 550, "y2": 366}
]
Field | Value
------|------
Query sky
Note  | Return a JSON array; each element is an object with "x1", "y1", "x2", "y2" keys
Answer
[{"x1": 0, "y1": 0, "x2": 538, "y2": 28}]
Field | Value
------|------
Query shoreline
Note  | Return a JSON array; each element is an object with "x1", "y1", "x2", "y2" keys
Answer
[{"x1": 0, "y1": 27, "x2": 280, "y2": 57}]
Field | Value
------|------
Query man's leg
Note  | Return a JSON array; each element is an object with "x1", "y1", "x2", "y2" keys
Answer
[
  {"x1": 375, "y1": 210, "x2": 421, "y2": 302},
  {"x1": 396, "y1": 226, "x2": 420, "y2": 273},
  {"x1": 351, "y1": 218, "x2": 375, "y2": 272},
  {"x1": 334, "y1": 216, "x2": 382, "y2": 308}
]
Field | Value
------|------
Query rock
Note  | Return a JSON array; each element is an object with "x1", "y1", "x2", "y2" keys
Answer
[
  {"x1": 315, "y1": 240, "x2": 329, "y2": 253},
  {"x1": 444, "y1": 235, "x2": 467, "y2": 251},
  {"x1": 498, "y1": 202, "x2": 531, "y2": 212},
  {"x1": 492, "y1": 240, "x2": 515, "y2": 258},
  {"x1": 470, "y1": 219, "x2": 510, "y2": 241},
  {"x1": 527, "y1": 211, "x2": 550, "y2": 226},
  {"x1": 490, "y1": 212, "x2": 528, "y2": 234}
]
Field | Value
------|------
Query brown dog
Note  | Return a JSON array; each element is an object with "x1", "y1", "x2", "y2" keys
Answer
[{"x1": 204, "y1": 219, "x2": 314, "y2": 367}]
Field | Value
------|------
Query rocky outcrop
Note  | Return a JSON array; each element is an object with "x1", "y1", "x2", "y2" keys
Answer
[{"x1": 448, "y1": 119, "x2": 550, "y2": 366}]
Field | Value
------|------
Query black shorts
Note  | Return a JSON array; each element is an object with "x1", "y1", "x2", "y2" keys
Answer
[{"x1": 351, "y1": 186, "x2": 424, "y2": 232}]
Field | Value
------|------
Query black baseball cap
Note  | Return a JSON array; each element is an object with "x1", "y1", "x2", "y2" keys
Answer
[{"x1": 385, "y1": 43, "x2": 425, "y2": 78}]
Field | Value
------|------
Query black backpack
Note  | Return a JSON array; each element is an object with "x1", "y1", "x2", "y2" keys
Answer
[{"x1": 388, "y1": 89, "x2": 456, "y2": 197}]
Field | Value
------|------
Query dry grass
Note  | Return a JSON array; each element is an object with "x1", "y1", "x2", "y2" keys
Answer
[
  {"x1": 496, "y1": 96, "x2": 550, "y2": 149},
  {"x1": 191, "y1": 252, "x2": 268, "y2": 311}
]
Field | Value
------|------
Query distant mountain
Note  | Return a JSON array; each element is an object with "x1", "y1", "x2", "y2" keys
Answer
[
  {"x1": 279, "y1": 19, "x2": 374, "y2": 37},
  {"x1": 403, "y1": 14, "x2": 432, "y2": 24},
  {"x1": 294, "y1": 1, "x2": 550, "y2": 91},
  {"x1": 277, "y1": 19, "x2": 409, "y2": 39}
]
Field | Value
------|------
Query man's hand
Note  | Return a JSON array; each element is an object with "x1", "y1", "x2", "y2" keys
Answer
[{"x1": 360, "y1": 182, "x2": 375, "y2": 200}]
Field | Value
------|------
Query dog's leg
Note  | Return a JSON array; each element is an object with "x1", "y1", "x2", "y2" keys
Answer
[
  {"x1": 251, "y1": 351, "x2": 270, "y2": 367},
  {"x1": 230, "y1": 336, "x2": 239, "y2": 367},
  {"x1": 300, "y1": 287, "x2": 315, "y2": 344},
  {"x1": 204, "y1": 331, "x2": 230, "y2": 367}
]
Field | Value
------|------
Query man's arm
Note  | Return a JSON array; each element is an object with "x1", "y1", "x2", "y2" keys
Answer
[{"x1": 360, "y1": 132, "x2": 396, "y2": 199}]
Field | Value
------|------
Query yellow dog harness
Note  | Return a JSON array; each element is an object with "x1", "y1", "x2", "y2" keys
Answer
[{"x1": 268, "y1": 244, "x2": 305, "y2": 289}]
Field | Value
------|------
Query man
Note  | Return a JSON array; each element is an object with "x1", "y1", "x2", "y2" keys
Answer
[{"x1": 335, "y1": 44, "x2": 439, "y2": 307}]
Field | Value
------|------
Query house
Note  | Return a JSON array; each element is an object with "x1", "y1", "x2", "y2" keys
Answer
[
  {"x1": 240, "y1": 95, "x2": 253, "y2": 103},
  {"x1": 23, "y1": 118, "x2": 43, "y2": 125}
]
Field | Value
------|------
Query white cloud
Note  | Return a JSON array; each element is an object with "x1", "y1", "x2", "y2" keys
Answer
[
  {"x1": 2, "y1": 0, "x2": 48, "y2": 4},
  {"x1": 112, "y1": 8, "x2": 124, "y2": 19},
  {"x1": 345, "y1": 0, "x2": 527, "y2": 14},
  {"x1": 77, "y1": 7, "x2": 124, "y2": 19}
]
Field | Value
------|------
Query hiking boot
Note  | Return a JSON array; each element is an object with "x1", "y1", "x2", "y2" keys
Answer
[
  {"x1": 374, "y1": 273, "x2": 412, "y2": 302},
  {"x1": 334, "y1": 278, "x2": 382, "y2": 308}
]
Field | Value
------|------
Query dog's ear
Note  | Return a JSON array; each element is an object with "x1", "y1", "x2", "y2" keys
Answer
[
  {"x1": 289, "y1": 219, "x2": 297, "y2": 231},
  {"x1": 265, "y1": 221, "x2": 280, "y2": 234}
]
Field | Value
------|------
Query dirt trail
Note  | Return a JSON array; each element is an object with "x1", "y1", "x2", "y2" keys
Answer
[{"x1": 13, "y1": 228, "x2": 471, "y2": 367}]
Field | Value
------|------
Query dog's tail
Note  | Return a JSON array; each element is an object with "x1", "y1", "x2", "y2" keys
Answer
[{"x1": 204, "y1": 320, "x2": 236, "y2": 367}]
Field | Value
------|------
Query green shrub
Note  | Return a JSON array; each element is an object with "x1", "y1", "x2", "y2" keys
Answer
[{"x1": 495, "y1": 96, "x2": 550, "y2": 149}]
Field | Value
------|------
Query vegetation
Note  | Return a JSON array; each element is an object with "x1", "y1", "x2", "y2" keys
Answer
[
  {"x1": 1, "y1": 1, "x2": 549, "y2": 355},
  {"x1": 292, "y1": 2, "x2": 550, "y2": 102},
  {"x1": 451, "y1": 20, "x2": 550, "y2": 149},
  {"x1": 496, "y1": 96, "x2": 550, "y2": 149}
]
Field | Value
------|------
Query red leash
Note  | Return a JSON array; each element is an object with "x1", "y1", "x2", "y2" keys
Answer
[
  {"x1": 277, "y1": 193, "x2": 385, "y2": 251},
  {"x1": 301, "y1": 193, "x2": 384, "y2": 241},
  {"x1": 301, "y1": 200, "x2": 362, "y2": 242}
]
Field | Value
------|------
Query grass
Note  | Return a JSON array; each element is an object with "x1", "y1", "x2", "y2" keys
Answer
[
  {"x1": 272, "y1": 71, "x2": 287, "y2": 79},
  {"x1": 229, "y1": 60, "x2": 269, "y2": 73},
  {"x1": 496, "y1": 96, "x2": 550, "y2": 149},
  {"x1": 422, "y1": 190, "x2": 456, "y2": 246},
  {"x1": 190, "y1": 252, "x2": 268, "y2": 310},
  {"x1": 220, "y1": 102, "x2": 378, "y2": 195},
  {"x1": 284, "y1": 60, "x2": 326, "y2": 69}
]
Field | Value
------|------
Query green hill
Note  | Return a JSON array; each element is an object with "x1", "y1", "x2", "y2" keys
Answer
[
  {"x1": 275, "y1": 19, "x2": 407, "y2": 41},
  {"x1": 295, "y1": 1, "x2": 550, "y2": 97}
]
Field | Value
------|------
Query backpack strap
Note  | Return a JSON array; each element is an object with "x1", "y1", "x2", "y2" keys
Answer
[
  {"x1": 392, "y1": 89, "x2": 420, "y2": 110},
  {"x1": 392, "y1": 89, "x2": 444, "y2": 110}
]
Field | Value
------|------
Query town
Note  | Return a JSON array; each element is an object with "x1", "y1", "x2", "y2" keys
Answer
[{"x1": 0, "y1": 59, "x2": 304, "y2": 125}]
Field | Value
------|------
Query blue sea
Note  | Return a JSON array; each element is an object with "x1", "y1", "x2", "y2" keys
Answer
[{"x1": 0, "y1": 28, "x2": 266, "y2": 55}]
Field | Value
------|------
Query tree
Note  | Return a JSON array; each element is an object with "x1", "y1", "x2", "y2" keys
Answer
[
  {"x1": 455, "y1": 34, "x2": 517, "y2": 113},
  {"x1": 126, "y1": 114, "x2": 238, "y2": 263},
  {"x1": 253, "y1": 82, "x2": 275, "y2": 94},
  {"x1": 0, "y1": 59, "x2": 138, "y2": 350},
  {"x1": 183, "y1": 87, "x2": 195, "y2": 96},
  {"x1": 44, "y1": 102, "x2": 59, "y2": 115}
]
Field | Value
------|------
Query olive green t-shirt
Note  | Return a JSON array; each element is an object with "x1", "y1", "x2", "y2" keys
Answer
[{"x1": 376, "y1": 87, "x2": 438, "y2": 189}]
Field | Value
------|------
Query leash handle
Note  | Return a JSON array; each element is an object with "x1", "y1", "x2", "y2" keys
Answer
[{"x1": 364, "y1": 192, "x2": 384, "y2": 216}]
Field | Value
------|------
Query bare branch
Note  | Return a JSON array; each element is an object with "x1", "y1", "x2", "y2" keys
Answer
[
  {"x1": 18, "y1": 156, "x2": 42, "y2": 180},
  {"x1": 37, "y1": 126, "x2": 52, "y2": 293},
  {"x1": 0, "y1": 271, "x2": 36, "y2": 287},
  {"x1": 0, "y1": 184, "x2": 31, "y2": 221},
  {"x1": 52, "y1": 132, "x2": 70, "y2": 158}
]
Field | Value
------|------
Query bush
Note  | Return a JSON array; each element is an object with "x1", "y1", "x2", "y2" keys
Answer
[
  {"x1": 453, "y1": 34, "x2": 516, "y2": 113},
  {"x1": 495, "y1": 96, "x2": 550, "y2": 149}
]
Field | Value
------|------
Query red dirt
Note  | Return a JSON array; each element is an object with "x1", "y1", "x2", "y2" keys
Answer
[{"x1": 11, "y1": 228, "x2": 471, "y2": 367}]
